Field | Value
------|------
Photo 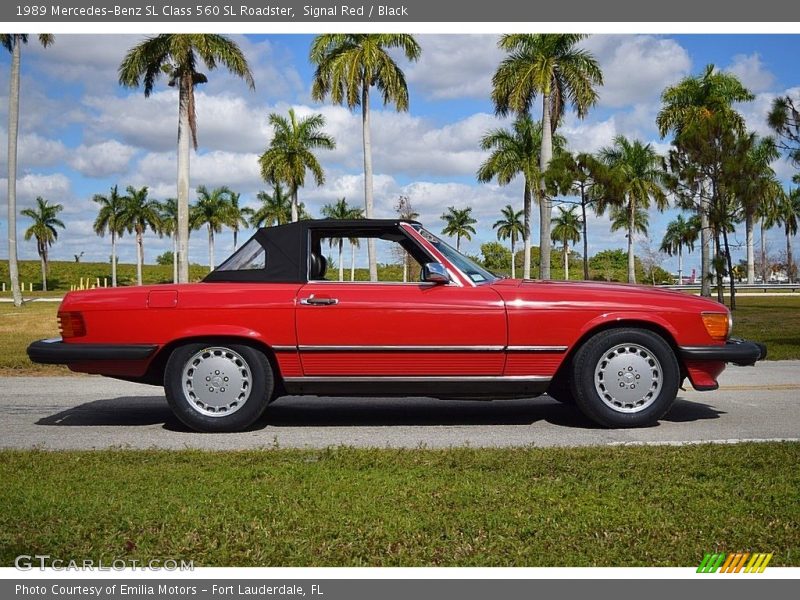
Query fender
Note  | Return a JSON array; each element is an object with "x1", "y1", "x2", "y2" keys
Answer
[{"x1": 573, "y1": 311, "x2": 681, "y2": 350}]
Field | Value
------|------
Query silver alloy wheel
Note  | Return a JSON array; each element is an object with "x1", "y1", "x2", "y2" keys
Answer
[
  {"x1": 181, "y1": 347, "x2": 252, "y2": 417},
  {"x1": 593, "y1": 343, "x2": 663, "y2": 413}
]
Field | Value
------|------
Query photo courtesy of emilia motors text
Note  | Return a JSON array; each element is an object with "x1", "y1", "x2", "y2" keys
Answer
[{"x1": 1, "y1": 0, "x2": 800, "y2": 597}]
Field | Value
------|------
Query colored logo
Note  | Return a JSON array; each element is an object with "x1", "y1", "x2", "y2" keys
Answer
[{"x1": 697, "y1": 552, "x2": 773, "y2": 573}]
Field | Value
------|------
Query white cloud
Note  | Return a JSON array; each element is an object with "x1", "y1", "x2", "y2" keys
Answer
[
  {"x1": 582, "y1": 35, "x2": 692, "y2": 108},
  {"x1": 69, "y1": 140, "x2": 138, "y2": 178},
  {"x1": 0, "y1": 131, "x2": 68, "y2": 170},
  {"x1": 406, "y1": 34, "x2": 503, "y2": 100},
  {"x1": 0, "y1": 173, "x2": 73, "y2": 211},
  {"x1": 726, "y1": 53, "x2": 776, "y2": 94}
]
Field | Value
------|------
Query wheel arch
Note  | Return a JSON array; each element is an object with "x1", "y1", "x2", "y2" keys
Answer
[
  {"x1": 552, "y1": 317, "x2": 683, "y2": 387},
  {"x1": 143, "y1": 335, "x2": 285, "y2": 393}
]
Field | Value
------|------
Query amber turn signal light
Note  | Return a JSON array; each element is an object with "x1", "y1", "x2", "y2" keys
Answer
[
  {"x1": 58, "y1": 311, "x2": 86, "y2": 338},
  {"x1": 701, "y1": 312, "x2": 730, "y2": 341}
]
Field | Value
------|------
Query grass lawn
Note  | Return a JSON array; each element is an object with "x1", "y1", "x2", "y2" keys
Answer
[
  {"x1": 1, "y1": 295, "x2": 797, "y2": 375},
  {"x1": 0, "y1": 443, "x2": 797, "y2": 567}
]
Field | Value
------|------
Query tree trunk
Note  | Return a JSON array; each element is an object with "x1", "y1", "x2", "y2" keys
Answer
[
  {"x1": 362, "y1": 81, "x2": 377, "y2": 282},
  {"x1": 677, "y1": 246, "x2": 683, "y2": 286},
  {"x1": 522, "y1": 180, "x2": 532, "y2": 280},
  {"x1": 338, "y1": 239, "x2": 344, "y2": 282},
  {"x1": 456, "y1": 234, "x2": 461, "y2": 252},
  {"x1": 539, "y1": 94, "x2": 553, "y2": 280},
  {"x1": 40, "y1": 251, "x2": 47, "y2": 293},
  {"x1": 723, "y1": 225, "x2": 736, "y2": 310},
  {"x1": 563, "y1": 243, "x2": 569, "y2": 281},
  {"x1": 350, "y1": 242, "x2": 356, "y2": 281},
  {"x1": 233, "y1": 228, "x2": 238, "y2": 250},
  {"x1": 7, "y1": 36, "x2": 23, "y2": 307},
  {"x1": 700, "y1": 186, "x2": 711, "y2": 297},
  {"x1": 746, "y1": 210, "x2": 755, "y2": 285},
  {"x1": 760, "y1": 219, "x2": 767, "y2": 283},
  {"x1": 714, "y1": 230, "x2": 723, "y2": 305},
  {"x1": 177, "y1": 73, "x2": 191, "y2": 284},
  {"x1": 290, "y1": 187, "x2": 298, "y2": 223},
  {"x1": 627, "y1": 199, "x2": 636, "y2": 284},
  {"x1": 787, "y1": 226, "x2": 794, "y2": 284},
  {"x1": 208, "y1": 226, "x2": 215, "y2": 272},
  {"x1": 172, "y1": 235, "x2": 178, "y2": 284},
  {"x1": 136, "y1": 230, "x2": 144, "y2": 286},
  {"x1": 581, "y1": 187, "x2": 589, "y2": 280},
  {"x1": 510, "y1": 236, "x2": 516, "y2": 279},
  {"x1": 111, "y1": 231, "x2": 118, "y2": 287}
]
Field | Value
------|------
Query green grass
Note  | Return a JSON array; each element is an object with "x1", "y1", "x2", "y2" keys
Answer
[
  {"x1": 0, "y1": 302, "x2": 69, "y2": 376},
  {"x1": 0, "y1": 444, "x2": 797, "y2": 566},
  {"x1": 728, "y1": 297, "x2": 800, "y2": 360},
  {"x1": 0, "y1": 260, "x2": 209, "y2": 294}
]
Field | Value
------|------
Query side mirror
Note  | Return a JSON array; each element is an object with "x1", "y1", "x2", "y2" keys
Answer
[{"x1": 422, "y1": 262, "x2": 450, "y2": 284}]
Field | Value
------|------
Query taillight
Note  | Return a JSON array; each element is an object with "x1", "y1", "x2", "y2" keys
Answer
[
  {"x1": 701, "y1": 312, "x2": 730, "y2": 341},
  {"x1": 58, "y1": 311, "x2": 86, "y2": 338}
]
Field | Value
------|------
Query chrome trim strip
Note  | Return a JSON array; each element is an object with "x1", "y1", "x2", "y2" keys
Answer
[
  {"x1": 297, "y1": 345, "x2": 505, "y2": 353},
  {"x1": 283, "y1": 375, "x2": 552, "y2": 383},
  {"x1": 506, "y1": 345, "x2": 568, "y2": 353},
  {"x1": 271, "y1": 346, "x2": 298, "y2": 352}
]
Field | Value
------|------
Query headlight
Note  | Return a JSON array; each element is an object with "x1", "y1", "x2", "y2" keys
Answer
[{"x1": 701, "y1": 312, "x2": 730, "y2": 341}]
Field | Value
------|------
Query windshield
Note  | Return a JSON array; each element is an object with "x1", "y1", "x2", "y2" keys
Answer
[{"x1": 414, "y1": 226, "x2": 499, "y2": 285}]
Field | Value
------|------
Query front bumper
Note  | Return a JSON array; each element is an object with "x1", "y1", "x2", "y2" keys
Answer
[
  {"x1": 27, "y1": 338, "x2": 158, "y2": 365},
  {"x1": 679, "y1": 338, "x2": 767, "y2": 367}
]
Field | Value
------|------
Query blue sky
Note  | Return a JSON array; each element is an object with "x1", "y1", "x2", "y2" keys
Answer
[{"x1": 1, "y1": 33, "x2": 799, "y2": 273}]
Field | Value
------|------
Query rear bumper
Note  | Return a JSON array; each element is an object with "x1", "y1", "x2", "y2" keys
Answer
[
  {"x1": 27, "y1": 338, "x2": 158, "y2": 365},
  {"x1": 679, "y1": 338, "x2": 767, "y2": 367}
]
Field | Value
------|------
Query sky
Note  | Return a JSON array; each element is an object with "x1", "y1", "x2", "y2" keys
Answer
[{"x1": 1, "y1": 33, "x2": 799, "y2": 273}]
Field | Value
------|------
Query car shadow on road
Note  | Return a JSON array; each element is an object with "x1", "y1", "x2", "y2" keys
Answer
[
  {"x1": 35, "y1": 396, "x2": 181, "y2": 428},
  {"x1": 34, "y1": 395, "x2": 724, "y2": 432}
]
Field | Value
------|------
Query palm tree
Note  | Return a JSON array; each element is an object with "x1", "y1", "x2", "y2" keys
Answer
[
  {"x1": 21, "y1": 196, "x2": 64, "y2": 292},
  {"x1": 440, "y1": 206, "x2": 477, "y2": 252},
  {"x1": 492, "y1": 205, "x2": 524, "y2": 278},
  {"x1": 477, "y1": 116, "x2": 566, "y2": 279},
  {"x1": 657, "y1": 64, "x2": 754, "y2": 295},
  {"x1": 92, "y1": 185, "x2": 126, "y2": 287},
  {"x1": 259, "y1": 108, "x2": 335, "y2": 222},
  {"x1": 547, "y1": 151, "x2": 609, "y2": 280},
  {"x1": 599, "y1": 136, "x2": 669, "y2": 284},
  {"x1": 119, "y1": 34, "x2": 254, "y2": 284},
  {"x1": 734, "y1": 136, "x2": 782, "y2": 284},
  {"x1": 250, "y1": 183, "x2": 292, "y2": 228},
  {"x1": 159, "y1": 197, "x2": 179, "y2": 283},
  {"x1": 321, "y1": 198, "x2": 362, "y2": 281},
  {"x1": 492, "y1": 34, "x2": 602, "y2": 280},
  {"x1": 310, "y1": 34, "x2": 421, "y2": 282},
  {"x1": 551, "y1": 205, "x2": 581, "y2": 280},
  {"x1": 395, "y1": 195, "x2": 419, "y2": 282},
  {"x1": 190, "y1": 185, "x2": 233, "y2": 272},
  {"x1": 120, "y1": 186, "x2": 162, "y2": 286},
  {"x1": 659, "y1": 214, "x2": 699, "y2": 285},
  {"x1": 778, "y1": 184, "x2": 800, "y2": 283},
  {"x1": 2, "y1": 34, "x2": 54, "y2": 306},
  {"x1": 227, "y1": 191, "x2": 252, "y2": 250}
]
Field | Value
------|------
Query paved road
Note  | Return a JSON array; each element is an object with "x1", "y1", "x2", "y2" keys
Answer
[{"x1": 1, "y1": 362, "x2": 798, "y2": 450}]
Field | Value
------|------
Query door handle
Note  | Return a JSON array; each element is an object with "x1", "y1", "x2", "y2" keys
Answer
[{"x1": 300, "y1": 295, "x2": 338, "y2": 306}]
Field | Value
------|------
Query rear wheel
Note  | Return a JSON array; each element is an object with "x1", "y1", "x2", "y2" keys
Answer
[
  {"x1": 164, "y1": 342, "x2": 273, "y2": 432},
  {"x1": 570, "y1": 328, "x2": 679, "y2": 428}
]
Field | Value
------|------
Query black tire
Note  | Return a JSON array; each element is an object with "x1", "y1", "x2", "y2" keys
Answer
[
  {"x1": 570, "y1": 328, "x2": 679, "y2": 428},
  {"x1": 164, "y1": 342, "x2": 273, "y2": 432}
]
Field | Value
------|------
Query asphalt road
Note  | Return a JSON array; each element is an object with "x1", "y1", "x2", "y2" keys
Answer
[{"x1": 1, "y1": 362, "x2": 798, "y2": 450}]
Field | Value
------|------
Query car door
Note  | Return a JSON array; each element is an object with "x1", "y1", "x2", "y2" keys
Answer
[{"x1": 294, "y1": 282, "x2": 507, "y2": 377}]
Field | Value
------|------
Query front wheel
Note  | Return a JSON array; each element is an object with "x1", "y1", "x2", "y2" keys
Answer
[
  {"x1": 164, "y1": 343, "x2": 273, "y2": 432},
  {"x1": 570, "y1": 328, "x2": 680, "y2": 428}
]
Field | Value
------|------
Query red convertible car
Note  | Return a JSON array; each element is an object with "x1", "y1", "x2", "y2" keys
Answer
[{"x1": 28, "y1": 219, "x2": 765, "y2": 432}]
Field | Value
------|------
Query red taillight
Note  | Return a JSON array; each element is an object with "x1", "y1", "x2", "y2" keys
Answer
[{"x1": 58, "y1": 311, "x2": 86, "y2": 338}]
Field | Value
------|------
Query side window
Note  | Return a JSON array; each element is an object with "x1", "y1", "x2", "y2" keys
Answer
[
  {"x1": 216, "y1": 238, "x2": 266, "y2": 271},
  {"x1": 315, "y1": 234, "x2": 424, "y2": 282}
]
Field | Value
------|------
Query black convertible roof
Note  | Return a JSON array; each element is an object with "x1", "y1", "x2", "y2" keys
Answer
[{"x1": 203, "y1": 218, "x2": 421, "y2": 283}]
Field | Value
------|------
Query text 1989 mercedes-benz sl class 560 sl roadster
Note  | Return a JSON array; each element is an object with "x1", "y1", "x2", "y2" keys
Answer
[{"x1": 28, "y1": 219, "x2": 766, "y2": 432}]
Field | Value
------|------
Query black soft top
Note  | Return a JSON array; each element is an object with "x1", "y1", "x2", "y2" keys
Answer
[{"x1": 203, "y1": 219, "x2": 421, "y2": 284}]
